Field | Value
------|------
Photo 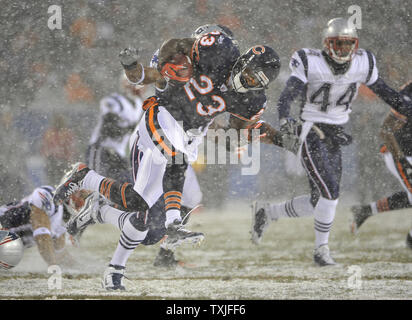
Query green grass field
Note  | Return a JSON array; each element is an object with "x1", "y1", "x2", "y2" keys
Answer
[{"x1": 1, "y1": 201, "x2": 411, "y2": 299}]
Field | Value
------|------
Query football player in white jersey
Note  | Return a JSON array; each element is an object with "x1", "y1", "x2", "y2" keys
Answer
[
  {"x1": 251, "y1": 17, "x2": 411, "y2": 266},
  {"x1": 0, "y1": 186, "x2": 78, "y2": 268},
  {"x1": 86, "y1": 73, "x2": 146, "y2": 182}
]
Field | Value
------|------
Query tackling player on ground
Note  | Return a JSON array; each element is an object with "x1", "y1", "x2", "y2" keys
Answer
[
  {"x1": 0, "y1": 186, "x2": 80, "y2": 268},
  {"x1": 251, "y1": 17, "x2": 411, "y2": 266}
]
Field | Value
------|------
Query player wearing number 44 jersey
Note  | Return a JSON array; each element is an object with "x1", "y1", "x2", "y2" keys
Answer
[
  {"x1": 251, "y1": 17, "x2": 411, "y2": 266},
  {"x1": 54, "y1": 29, "x2": 284, "y2": 290}
]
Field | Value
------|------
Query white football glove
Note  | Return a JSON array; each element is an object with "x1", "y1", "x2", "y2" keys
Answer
[
  {"x1": 119, "y1": 47, "x2": 139, "y2": 69},
  {"x1": 280, "y1": 117, "x2": 301, "y2": 154}
]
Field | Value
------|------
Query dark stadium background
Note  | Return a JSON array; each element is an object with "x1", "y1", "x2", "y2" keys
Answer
[{"x1": 1, "y1": 0, "x2": 410, "y2": 208}]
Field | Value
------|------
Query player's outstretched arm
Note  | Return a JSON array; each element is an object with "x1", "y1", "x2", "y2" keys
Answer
[
  {"x1": 368, "y1": 77, "x2": 407, "y2": 112},
  {"x1": 228, "y1": 115, "x2": 283, "y2": 146},
  {"x1": 119, "y1": 48, "x2": 163, "y2": 85},
  {"x1": 380, "y1": 110, "x2": 407, "y2": 161},
  {"x1": 53, "y1": 234, "x2": 76, "y2": 267},
  {"x1": 277, "y1": 76, "x2": 305, "y2": 120},
  {"x1": 29, "y1": 205, "x2": 58, "y2": 266}
]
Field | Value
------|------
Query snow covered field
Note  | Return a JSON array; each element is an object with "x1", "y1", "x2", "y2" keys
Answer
[{"x1": 1, "y1": 202, "x2": 411, "y2": 300}]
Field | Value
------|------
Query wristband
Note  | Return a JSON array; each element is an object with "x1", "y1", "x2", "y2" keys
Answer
[
  {"x1": 33, "y1": 227, "x2": 51, "y2": 238},
  {"x1": 125, "y1": 63, "x2": 145, "y2": 86}
]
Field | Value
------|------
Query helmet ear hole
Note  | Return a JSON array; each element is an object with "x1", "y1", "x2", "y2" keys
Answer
[{"x1": 231, "y1": 45, "x2": 280, "y2": 93}]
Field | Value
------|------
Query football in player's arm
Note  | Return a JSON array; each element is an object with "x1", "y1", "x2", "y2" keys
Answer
[{"x1": 119, "y1": 38, "x2": 195, "y2": 86}]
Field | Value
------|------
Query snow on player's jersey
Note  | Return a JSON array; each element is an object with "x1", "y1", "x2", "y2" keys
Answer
[
  {"x1": 290, "y1": 48, "x2": 378, "y2": 125},
  {"x1": 157, "y1": 32, "x2": 240, "y2": 132},
  {"x1": 0, "y1": 186, "x2": 65, "y2": 247},
  {"x1": 392, "y1": 90, "x2": 412, "y2": 156},
  {"x1": 223, "y1": 89, "x2": 267, "y2": 121},
  {"x1": 89, "y1": 93, "x2": 143, "y2": 158}
]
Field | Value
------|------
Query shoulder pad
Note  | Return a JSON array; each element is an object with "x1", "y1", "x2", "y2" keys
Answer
[{"x1": 307, "y1": 49, "x2": 321, "y2": 56}]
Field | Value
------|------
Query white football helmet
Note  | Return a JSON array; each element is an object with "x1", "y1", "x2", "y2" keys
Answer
[
  {"x1": 323, "y1": 17, "x2": 359, "y2": 64},
  {"x1": 0, "y1": 230, "x2": 24, "y2": 270}
]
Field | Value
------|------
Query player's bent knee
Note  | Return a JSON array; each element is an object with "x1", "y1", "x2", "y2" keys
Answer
[{"x1": 129, "y1": 212, "x2": 148, "y2": 232}]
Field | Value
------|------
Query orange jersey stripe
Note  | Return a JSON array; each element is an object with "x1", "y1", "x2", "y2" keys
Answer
[
  {"x1": 390, "y1": 108, "x2": 408, "y2": 123},
  {"x1": 148, "y1": 106, "x2": 177, "y2": 157},
  {"x1": 397, "y1": 162, "x2": 412, "y2": 193}
]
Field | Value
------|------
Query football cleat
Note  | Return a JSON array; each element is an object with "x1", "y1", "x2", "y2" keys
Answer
[
  {"x1": 406, "y1": 232, "x2": 412, "y2": 250},
  {"x1": 314, "y1": 244, "x2": 336, "y2": 266},
  {"x1": 251, "y1": 201, "x2": 272, "y2": 245},
  {"x1": 102, "y1": 265, "x2": 126, "y2": 291},
  {"x1": 163, "y1": 220, "x2": 204, "y2": 251},
  {"x1": 54, "y1": 163, "x2": 90, "y2": 205},
  {"x1": 350, "y1": 205, "x2": 372, "y2": 235},
  {"x1": 153, "y1": 247, "x2": 180, "y2": 268},
  {"x1": 181, "y1": 204, "x2": 203, "y2": 226},
  {"x1": 66, "y1": 192, "x2": 102, "y2": 243}
]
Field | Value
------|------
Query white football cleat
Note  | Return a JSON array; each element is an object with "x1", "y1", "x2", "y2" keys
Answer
[
  {"x1": 251, "y1": 201, "x2": 272, "y2": 245},
  {"x1": 102, "y1": 265, "x2": 126, "y2": 291},
  {"x1": 313, "y1": 244, "x2": 337, "y2": 266},
  {"x1": 66, "y1": 192, "x2": 102, "y2": 243}
]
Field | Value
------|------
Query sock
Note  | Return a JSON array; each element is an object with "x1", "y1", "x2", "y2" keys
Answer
[
  {"x1": 314, "y1": 197, "x2": 338, "y2": 248},
  {"x1": 268, "y1": 195, "x2": 315, "y2": 220},
  {"x1": 165, "y1": 209, "x2": 181, "y2": 228},
  {"x1": 164, "y1": 191, "x2": 182, "y2": 228},
  {"x1": 110, "y1": 213, "x2": 148, "y2": 267},
  {"x1": 82, "y1": 170, "x2": 105, "y2": 192},
  {"x1": 370, "y1": 192, "x2": 412, "y2": 215},
  {"x1": 99, "y1": 205, "x2": 133, "y2": 229}
]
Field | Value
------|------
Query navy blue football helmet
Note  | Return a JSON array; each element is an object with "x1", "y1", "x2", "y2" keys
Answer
[{"x1": 231, "y1": 45, "x2": 281, "y2": 93}]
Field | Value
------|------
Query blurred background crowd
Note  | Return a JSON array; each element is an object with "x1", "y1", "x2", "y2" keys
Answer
[{"x1": 0, "y1": 0, "x2": 411, "y2": 208}]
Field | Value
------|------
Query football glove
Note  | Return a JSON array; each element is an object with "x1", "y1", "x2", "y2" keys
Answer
[
  {"x1": 119, "y1": 47, "x2": 139, "y2": 70},
  {"x1": 280, "y1": 117, "x2": 301, "y2": 154}
]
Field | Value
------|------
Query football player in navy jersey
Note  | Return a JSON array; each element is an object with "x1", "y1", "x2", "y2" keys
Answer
[
  {"x1": 251, "y1": 18, "x2": 412, "y2": 266},
  {"x1": 350, "y1": 81, "x2": 412, "y2": 248},
  {"x1": 54, "y1": 30, "x2": 285, "y2": 290}
]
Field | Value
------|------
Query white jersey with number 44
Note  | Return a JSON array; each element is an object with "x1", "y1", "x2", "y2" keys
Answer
[{"x1": 290, "y1": 48, "x2": 378, "y2": 125}]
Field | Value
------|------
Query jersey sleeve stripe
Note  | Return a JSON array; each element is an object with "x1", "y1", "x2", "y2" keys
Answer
[
  {"x1": 365, "y1": 51, "x2": 375, "y2": 85},
  {"x1": 146, "y1": 104, "x2": 177, "y2": 157},
  {"x1": 396, "y1": 161, "x2": 412, "y2": 193},
  {"x1": 229, "y1": 112, "x2": 254, "y2": 122},
  {"x1": 297, "y1": 50, "x2": 308, "y2": 79},
  {"x1": 390, "y1": 108, "x2": 408, "y2": 123}
]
